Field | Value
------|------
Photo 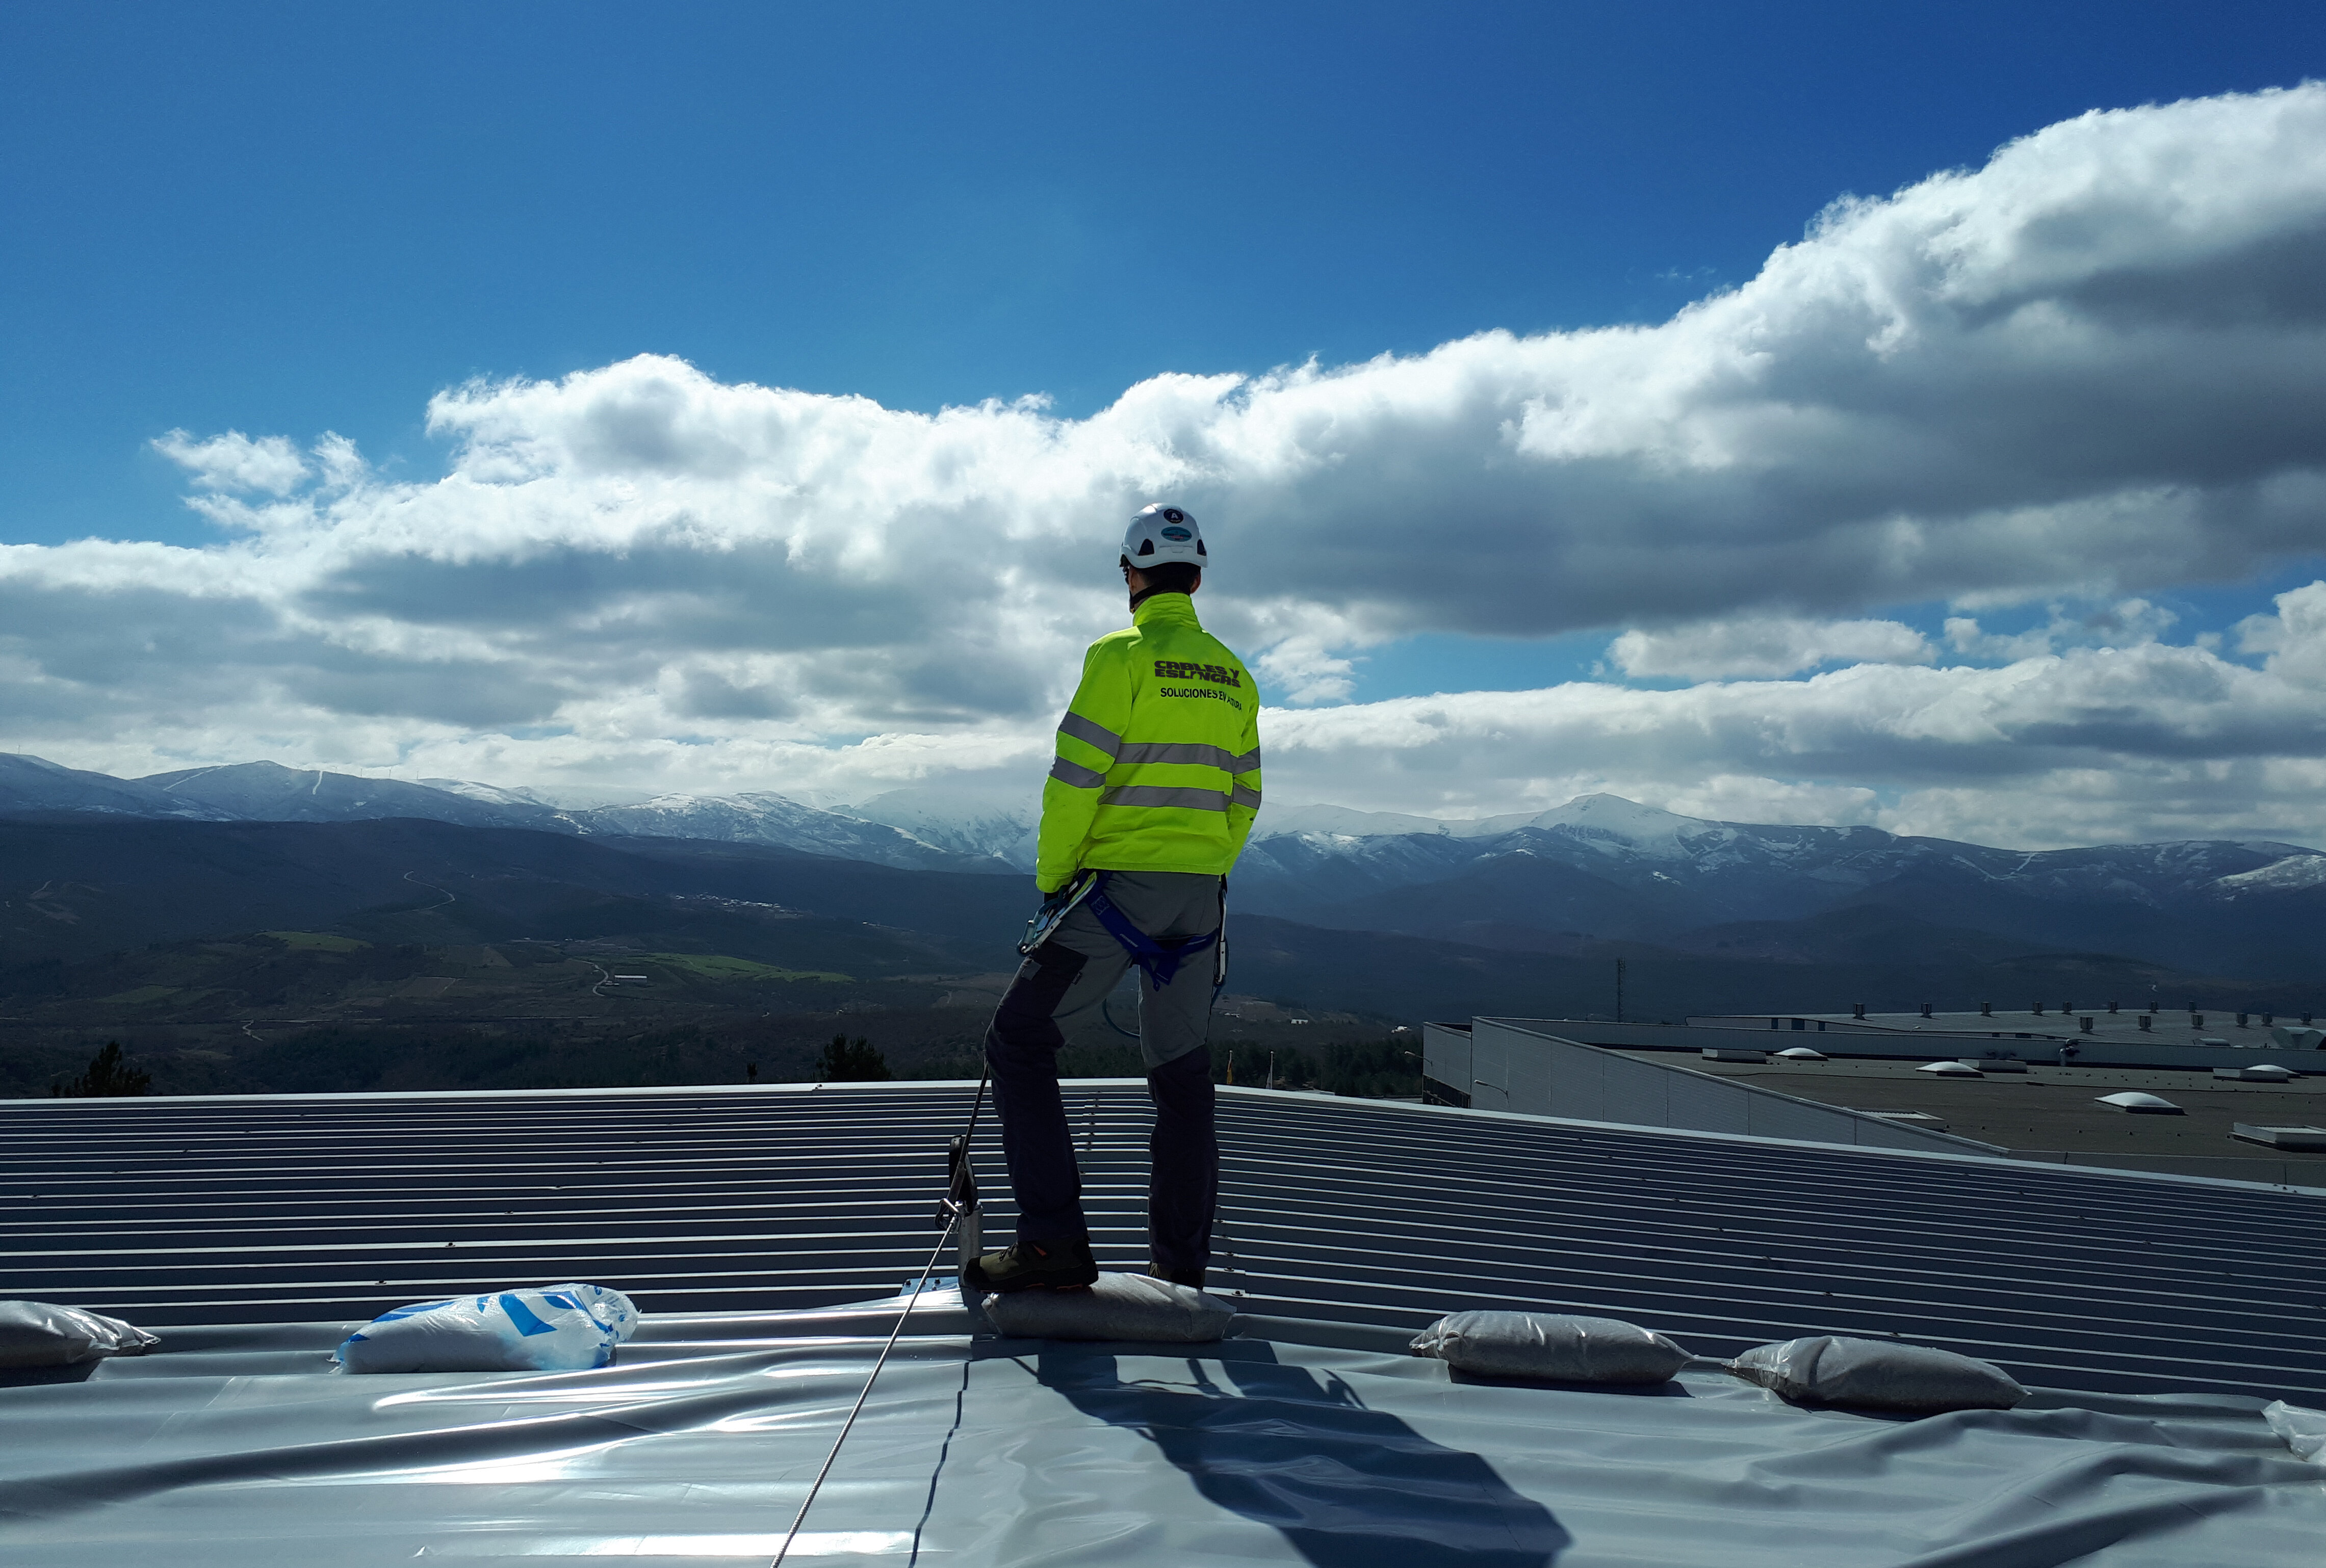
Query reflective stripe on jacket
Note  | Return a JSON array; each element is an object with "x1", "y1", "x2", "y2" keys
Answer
[{"x1": 1035, "y1": 593, "x2": 1262, "y2": 892}]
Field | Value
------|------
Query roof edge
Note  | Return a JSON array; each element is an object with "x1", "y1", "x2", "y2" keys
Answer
[{"x1": 14, "y1": 1076, "x2": 2320, "y2": 1200}]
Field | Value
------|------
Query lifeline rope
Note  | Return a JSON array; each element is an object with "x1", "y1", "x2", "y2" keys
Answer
[
  {"x1": 769, "y1": 1210, "x2": 960, "y2": 1568},
  {"x1": 770, "y1": 1076, "x2": 989, "y2": 1568}
]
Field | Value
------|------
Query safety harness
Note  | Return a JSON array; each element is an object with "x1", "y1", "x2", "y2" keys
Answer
[{"x1": 1082, "y1": 870, "x2": 1221, "y2": 991}]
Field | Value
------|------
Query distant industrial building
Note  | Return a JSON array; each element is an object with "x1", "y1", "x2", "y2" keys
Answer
[
  {"x1": 1705, "y1": 1005, "x2": 2325, "y2": 1053},
  {"x1": 1427, "y1": 1016, "x2": 2326, "y2": 1187},
  {"x1": 1475, "y1": 1009, "x2": 2326, "y2": 1073}
]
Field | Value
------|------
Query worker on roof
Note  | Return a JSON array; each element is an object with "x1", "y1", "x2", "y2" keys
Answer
[{"x1": 968, "y1": 504, "x2": 1261, "y2": 1294}]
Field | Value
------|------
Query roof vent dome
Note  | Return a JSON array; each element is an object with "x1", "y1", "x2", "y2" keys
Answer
[{"x1": 2097, "y1": 1091, "x2": 2184, "y2": 1114}]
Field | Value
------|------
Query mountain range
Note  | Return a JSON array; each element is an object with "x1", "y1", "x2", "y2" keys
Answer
[
  {"x1": 0, "y1": 754, "x2": 1002, "y2": 873},
  {"x1": 6, "y1": 751, "x2": 2325, "y2": 1002},
  {"x1": 1234, "y1": 794, "x2": 2326, "y2": 978}
]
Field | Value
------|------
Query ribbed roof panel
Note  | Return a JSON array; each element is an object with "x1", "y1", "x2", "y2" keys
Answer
[{"x1": 3, "y1": 1083, "x2": 2320, "y2": 1401}]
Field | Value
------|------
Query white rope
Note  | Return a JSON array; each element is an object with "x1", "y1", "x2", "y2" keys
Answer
[{"x1": 768, "y1": 1213, "x2": 962, "y2": 1568}]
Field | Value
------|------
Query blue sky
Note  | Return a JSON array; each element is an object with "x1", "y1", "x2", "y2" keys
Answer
[
  {"x1": 8, "y1": 0, "x2": 2315, "y2": 547},
  {"x1": 6, "y1": 4, "x2": 2326, "y2": 846}
]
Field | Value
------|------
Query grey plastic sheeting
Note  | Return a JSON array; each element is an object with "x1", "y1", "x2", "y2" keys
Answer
[{"x1": 3, "y1": 1295, "x2": 2322, "y2": 1567}]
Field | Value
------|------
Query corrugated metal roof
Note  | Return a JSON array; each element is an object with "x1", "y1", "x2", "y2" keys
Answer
[{"x1": 5, "y1": 1082, "x2": 2322, "y2": 1401}]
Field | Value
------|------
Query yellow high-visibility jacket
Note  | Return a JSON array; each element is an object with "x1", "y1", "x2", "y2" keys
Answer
[{"x1": 1035, "y1": 593, "x2": 1263, "y2": 893}]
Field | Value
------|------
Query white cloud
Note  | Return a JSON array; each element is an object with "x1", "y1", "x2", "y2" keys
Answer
[
  {"x1": 1943, "y1": 596, "x2": 2178, "y2": 661},
  {"x1": 1255, "y1": 636, "x2": 1360, "y2": 704},
  {"x1": 151, "y1": 429, "x2": 312, "y2": 495},
  {"x1": 1656, "y1": 776, "x2": 1884, "y2": 828},
  {"x1": 1610, "y1": 617, "x2": 1931, "y2": 678},
  {"x1": 1254, "y1": 580, "x2": 2326, "y2": 847},
  {"x1": 5, "y1": 87, "x2": 2326, "y2": 849}
]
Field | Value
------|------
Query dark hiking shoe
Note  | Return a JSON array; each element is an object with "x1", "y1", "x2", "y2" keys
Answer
[
  {"x1": 965, "y1": 1239, "x2": 1098, "y2": 1294},
  {"x1": 1147, "y1": 1264, "x2": 1206, "y2": 1290}
]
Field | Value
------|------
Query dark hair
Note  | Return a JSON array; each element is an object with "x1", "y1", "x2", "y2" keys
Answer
[{"x1": 1122, "y1": 558, "x2": 1202, "y2": 596}]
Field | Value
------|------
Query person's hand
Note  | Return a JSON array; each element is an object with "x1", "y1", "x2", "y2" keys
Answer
[{"x1": 1033, "y1": 870, "x2": 1091, "y2": 914}]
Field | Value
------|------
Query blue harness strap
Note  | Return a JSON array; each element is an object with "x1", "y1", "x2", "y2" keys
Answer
[{"x1": 1083, "y1": 872, "x2": 1220, "y2": 991}]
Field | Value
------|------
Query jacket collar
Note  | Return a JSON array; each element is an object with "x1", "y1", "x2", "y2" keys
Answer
[{"x1": 1131, "y1": 592, "x2": 1202, "y2": 630}]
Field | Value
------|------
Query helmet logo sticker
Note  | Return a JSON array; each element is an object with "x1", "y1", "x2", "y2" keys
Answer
[
  {"x1": 1160, "y1": 508, "x2": 1185, "y2": 522},
  {"x1": 1160, "y1": 525, "x2": 1192, "y2": 541}
]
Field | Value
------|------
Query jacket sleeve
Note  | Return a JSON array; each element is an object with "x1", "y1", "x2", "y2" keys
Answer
[
  {"x1": 1226, "y1": 692, "x2": 1262, "y2": 864},
  {"x1": 1034, "y1": 641, "x2": 1132, "y2": 892}
]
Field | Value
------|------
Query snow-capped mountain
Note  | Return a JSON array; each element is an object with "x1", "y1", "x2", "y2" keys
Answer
[
  {"x1": 2214, "y1": 854, "x2": 2326, "y2": 894},
  {"x1": 815, "y1": 782, "x2": 2326, "y2": 969},
  {"x1": 419, "y1": 778, "x2": 661, "y2": 811},
  {"x1": 1254, "y1": 802, "x2": 1557, "y2": 841},
  {"x1": 1243, "y1": 792, "x2": 2324, "y2": 914},
  {"x1": 848, "y1": 786, "x2": 1038, "y2": 869},
  {"x1": 11, "y1": 751, "x2": 2326, "y2": 971},
  {"x1": 569, "y1": 791, "x2": 1006, "y2": 872},
  {"x1": 1230, "y1": 792, "x2": 2326, "y2": 974},
  {"x1": 0, "y1": 753, "x2": 236, "y2": 820},
  {"x1": 1, "y1": 756, "x2": 1012, "y2": 874},
  {"x1": 141, "y1": 762, "x2": 567, "y2": 830}
]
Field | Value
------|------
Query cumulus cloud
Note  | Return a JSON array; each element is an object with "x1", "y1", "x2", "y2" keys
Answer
[
  {"x1": 150, "y1": 429, "x2": 311, "y2": 495},
  {"x1": 1256, "y1": 581, "x2": 2326, "y2": 847},
  {"x1": 1942, "y1": 596, "x2": 2179, "y2": 661},
  {"x1": 5, "y1": 86, "x2": 2326, "y2": 847},
  {"x1": 1609, "y1": 616, "x2": 1931, "y2": 678},
  {"x1": 1255, "y1": 636, "x2": 1360, "y2": 703}
]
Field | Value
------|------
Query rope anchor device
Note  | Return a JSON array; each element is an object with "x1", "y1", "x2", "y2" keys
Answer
[
  {"x1": 941, "y1": 1095, "x2": 985, "y2": 1277},
  {"x1": 1017, "y1": 870, "x2": 1098, "y2": 955}
]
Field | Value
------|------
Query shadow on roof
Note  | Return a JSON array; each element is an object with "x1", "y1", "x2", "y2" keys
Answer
[{"x1": 1010, "y1": 1337, "x2": 1571, "y2": 1566}]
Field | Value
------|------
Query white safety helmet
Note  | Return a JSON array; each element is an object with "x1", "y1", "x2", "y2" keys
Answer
[{"x1": 1121, "y1": 504, "x2": 1208, "y2": 569}]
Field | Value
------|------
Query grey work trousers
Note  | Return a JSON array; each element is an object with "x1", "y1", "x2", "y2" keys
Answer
[{"x1": 984, "y1": 870, "x2": 1223, "y2": 1274}]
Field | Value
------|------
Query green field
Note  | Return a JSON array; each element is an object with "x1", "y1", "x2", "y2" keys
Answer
[
  {"x1": 643, "y1": 952, "x2": 853, "y2": 984},
  {"x1": 264, "y1": 931, "x2": 372, "y2": 952},
  {"x1": 96, "y1": 985, "x2": 182, "y2": 1006}
]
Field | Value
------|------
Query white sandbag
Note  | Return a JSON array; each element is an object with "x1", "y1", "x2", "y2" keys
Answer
[
  {"x1": 0, "y1": 1299, "x2": 160, "y2": 1367},
  {"x1": 2265, "y1": 1401, "x2": 2326, "y2": 1464},
  {"x1": 1409, "y1": 1310, "x2": 1693, "y2": 1383},
  {"x1": 1729, "y1": 1335, "x2": 2027, "y2": 1411},
  {"x1": 979, "y1": 1272, "x2": 1232, "y2": 1342},
  {"x1": 335, "y1": 1283, "x2": 639, "y2": 1374}
]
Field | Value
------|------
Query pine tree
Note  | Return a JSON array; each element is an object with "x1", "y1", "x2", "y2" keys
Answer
[
  {"x1": 816, "y1": 1034, "x2": 891, "y2": 1082},
  {"x1": 51, "y1": 1041, "x2": 152, "y2": 1098}
]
